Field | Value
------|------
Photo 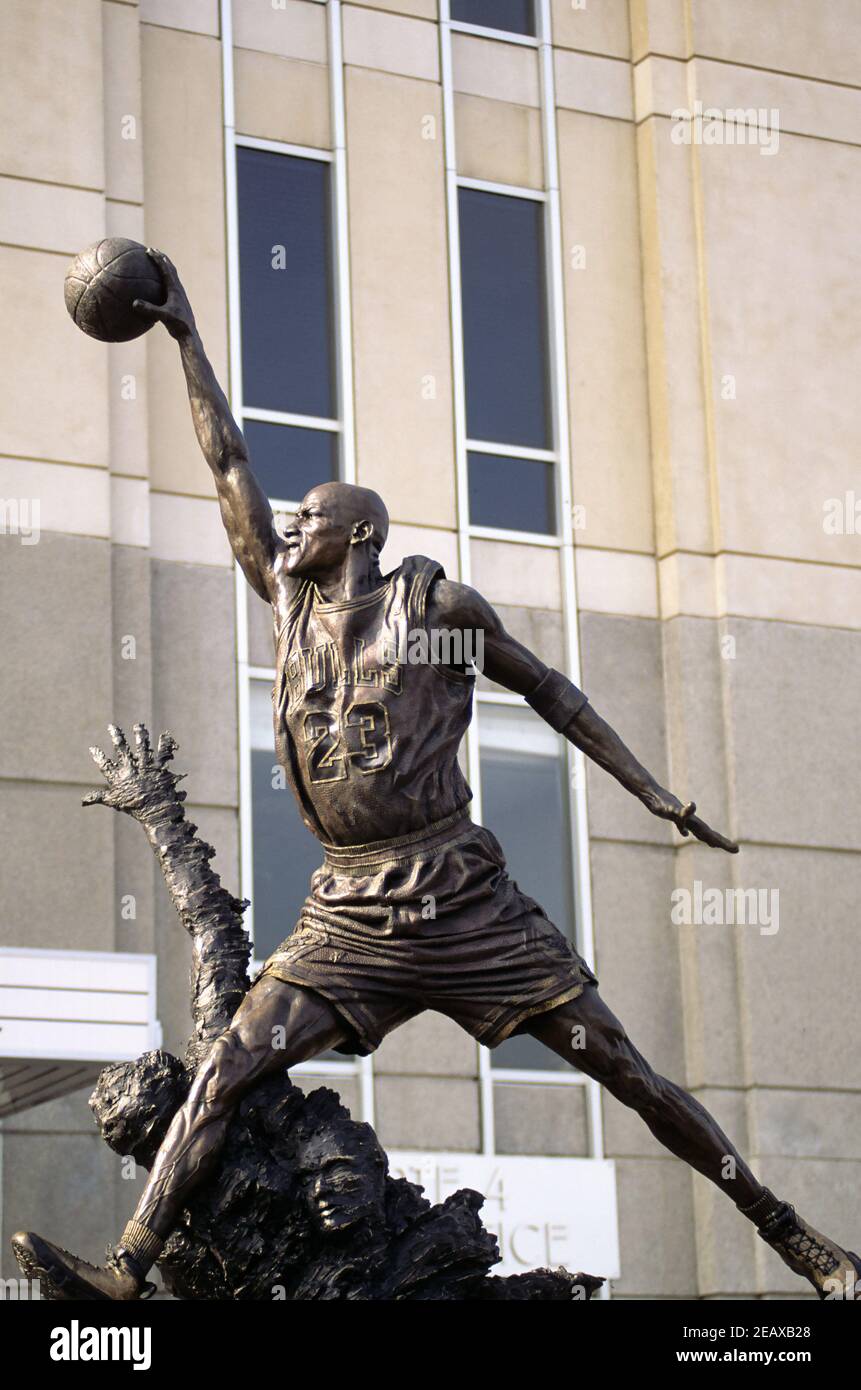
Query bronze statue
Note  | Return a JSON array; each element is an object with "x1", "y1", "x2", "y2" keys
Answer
[
  {"x1": 55, "y1": 729, "x2": 595, "y2": 1301},
  {"x1": 13, "y1": 251, "x2": 860, "y2": 1300}
]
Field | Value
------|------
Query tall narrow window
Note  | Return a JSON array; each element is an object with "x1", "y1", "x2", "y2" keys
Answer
[
  {"x1": 237, "y1": 145, "x2": 337, "y2": 502},
  {"x1": 479, "y1": 704, "x2": 574, "y2": 1070},
  {"x1": 249, "y1": 680, "x2": 323, "y2": 963},
  {"x1": 458, "y1": 187, "x2": 555, "y2": 534},
  {"x1": 451, "y1": 0, "x2": 535, "y2": 37}
]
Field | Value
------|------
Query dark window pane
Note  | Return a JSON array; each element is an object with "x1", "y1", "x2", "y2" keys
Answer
[
  {"x1": 243, "y1": 419, "x2": 337, "y2": 503},
  {"x1": 451, "y1": 0, "x2": 534, "y2": 36},
  {"x1": 251, "y1": 747, "x2": 321, "y2": 962},
  {"x1": 237, "y1": 147, "x2": 335, "y2": 417},
  {"x1": 459, "y1": 187, "x2": 551, "y2": 449},
  {"x1": 468, "y1": 451, "x2": 555, "y2": 534},
  {"x1": 251, "y1": 687, "x2": 351, "y2": 1058},
  {"x1": 479, "y1": 707, "x2": 575, "y2": 1070}
]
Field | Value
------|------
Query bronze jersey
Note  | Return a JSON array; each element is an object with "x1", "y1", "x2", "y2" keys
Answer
[{"x1": 272, "y1": 556, "x2": 474, "y2": 847}]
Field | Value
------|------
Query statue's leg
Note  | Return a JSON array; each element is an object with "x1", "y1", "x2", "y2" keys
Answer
[
  {"x1": 529, "y1": 983, "x2": 759, "y2": 1202},
  {"x1": 11, "y1": 976, "x2": 347, "y2": 1300},
  {"x1": 133, "y1": 975, "x2": 347, "y2": 1237},
  {"x1": 526, "y1": 984, "x2": 861, "y2": 1298}
]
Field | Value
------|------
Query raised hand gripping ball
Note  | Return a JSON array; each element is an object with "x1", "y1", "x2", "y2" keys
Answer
[{"x1": 64, "y1": 237, "x2": 165, "y2": 343}]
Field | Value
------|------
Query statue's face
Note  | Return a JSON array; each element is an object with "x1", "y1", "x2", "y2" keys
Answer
[
  {"x1": 298, "y1": 1126, "x2": 386, "y2": 1235},
  {"x1": 282, "y1": 485, "x2": 370, "y2": 578}
]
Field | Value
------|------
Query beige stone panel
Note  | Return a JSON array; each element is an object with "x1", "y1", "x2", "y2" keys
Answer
[
  {"x1": 0, "y1": 532, "x2": 113, "y2": 783},
  {"x1": 0, "y1": 0, "x2": 104, "y2": 188},
  {"x1": 718, "y1": 555, "x2": 861, "y2": 630},
  {"x1": 346, "y1": 0, "x2": 436, "y2": 17},
  {"x1": 733, "y1": 847, "x2": 861, "y2": 1091},
  {"x1": 635, "y1": 119, "x2": 714, "y2": 557},
  {"x1": 691, "y1": 0, "x2": 861, "y2": 90},
  {"x1": 590, "y1": 841, "x2": 683, "y2": 1078},
  {"x1": 1, "y1": 1134, "x2": 124, "y2": 1272},
  {"x1": 613, "y1": 1157, "x2": 696, "y2": 1295},
  {"x1": 493, "y1": 1082, "x2": 589, "y2": 1156},
  {"x1": 471, "y1": 538, "x2": 561, "y2": 608},
  {"x1": 661, "y1": 615, "x2": 733, "y2": 837},
  {"x1": 554, "y1": 50, "x2": 634, "y2": 122},
  {"x1": 629, "y1": 0, "x2": 688, "y2": 62},
  {"x1": 574, "y1": 548, "x2": 659, "y2": 619},
  {"x1": 235, "y1": 50, "x2": 331, "y2": 147},
  {"x1": 140, "y1": 0, "x2": 219, "y2": 34},
  {"x1": 579, "y1": 613, "x2": 670, "y2": 847},
  {"x1": 0, "y1": 782, "x2": 115, "y2": 950},
  {"x1": 0, "y1": 1087, "x2": 105, "y2": 1135},
  {"x1": 375, "y1": 1012, "x2": 479, "y2": 1076},
  {"x1": 692, "y1": 56, "x2": 861, "y2": 150},
  {"x1": 689, "y1": 1103, "x2": 760, "y2": 1297},
  {"x1": 151, "y1": 560, "x2": 238, "y2": 808},
  {"x1": 551, "y1": 0, "x2": 629, "y2": 59},
  {"x1": 699, "y1": 136, "x2": 861, "y2": 566},
  {"x1": 346, "y1": 68, "x2": 456, "y2": 529},
  {"x1": 344, "y1": 5, "x2": 438, "y2": 81},
  {"x1": 381, "y1": 522, "x2": 459, "y2": 577},
  {"x1": 451, "y1": 33, "x2": 540, "y2": 108},
  {"x1": 150, "y1": 492, "x2": 233, "y2": 567},
  {"x1": 103, "y1": 0, "x2": 144, "y2": 204},
  {"x1": 0, "y1": 247, "x2": 110, "y2": 468},
  {"x1": 558, "y1": 111, "x2": 653, "y2": 554},
  {"x1": 0, "y1": 178, "x2": 105, "y2": 257},
  {"x1": 375, "y1": 1075, "x2": 480, "y2": 1150},
  {"x1": 233, "y1": 0, "x2": 326, "y2": 62},
  {"x1": 105, "y1": 199, "x2": 146, "y2": 242},
  {"x1": 111, "y1": 795, "x2": 155, "y2": 956},
  {"x1": 108, "y1": 335, "x2": 150, "y2": 480},
  {"x1": 141, "y1": 26, "x2": 229, "y2": 498},
  {"x1": 751, "y1": 1157, "x2": 861, "y2": 1295},
  {"x1": 749, "y1": 1088, "x2": 861, "y2": 1162},
  {"x1": 110, "y1": 543, "x2": 155, "y2": 797},
  {"x1": 454, "y1": 93, "x2": 543, "y2": 189},
  {"x1": 632, "y1": 53, "x2": 687, "y2": 122},
  {"x1": 110, "y1": 475, "x2": 150, "y2": 547},
  {"x1": 658, "y1": 552, "x2": 717, "y2": 619},
  {"x1": 673, "y1": 841, "x2": 748, "y2": 1091},
  {"x1": 0, "y1": 458, "x2": 109, "y2": 540}
]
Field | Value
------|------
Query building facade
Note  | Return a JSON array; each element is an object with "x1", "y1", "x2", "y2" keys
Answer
[{"x1": 1, "y1": 0, "x2": 860, "y2": 1298}]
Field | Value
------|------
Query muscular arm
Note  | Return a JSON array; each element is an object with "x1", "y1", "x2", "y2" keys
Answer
[
  {"x1": 134, "y1": 250, "x2": 282, "y2": 603},
  {"x1": 430, "y1": 578, "x2": 737, "y2": 853}
]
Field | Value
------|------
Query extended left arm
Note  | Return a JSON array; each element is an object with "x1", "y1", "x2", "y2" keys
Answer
[{"x1": 429, "y1": 580, "x2": 737, "y2": 853}]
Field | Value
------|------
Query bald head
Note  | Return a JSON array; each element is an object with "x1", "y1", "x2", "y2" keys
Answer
[{"x1": 302, "y1": 482, "x2": 389, "y2": 552}]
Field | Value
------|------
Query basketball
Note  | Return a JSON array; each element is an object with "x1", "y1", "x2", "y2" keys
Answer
[{"x1": 64, "y1": 237, "x2": 165, "y2": 343}]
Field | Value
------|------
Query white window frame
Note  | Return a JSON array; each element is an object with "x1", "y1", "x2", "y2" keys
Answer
[
  {"x1": 221, "y1": 0, "x2": 370, "y2": 1119},
  {"x1": 440, "y1": 0, "x2": 605, "y2": 1172}
]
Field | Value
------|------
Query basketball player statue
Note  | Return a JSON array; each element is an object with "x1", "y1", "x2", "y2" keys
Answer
[{"x1": 13, "y1": 251, "x2": 860, "y2": 1300}]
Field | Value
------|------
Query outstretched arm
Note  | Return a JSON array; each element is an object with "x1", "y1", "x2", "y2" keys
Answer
[
  {"x1": 134, "y1": 250, "x2": 283, "y2": 603},
  {"x1": 430, "y1": 579, "x2": 737, "y2": 854},
  {"x1": 84, "y1": 723, "x2": 252, "y2": 1068}
]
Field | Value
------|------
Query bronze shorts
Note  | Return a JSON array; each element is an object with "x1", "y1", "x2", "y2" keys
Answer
[{"x1": 257, "y1": 811, "x2": 597, "y2": 1056}]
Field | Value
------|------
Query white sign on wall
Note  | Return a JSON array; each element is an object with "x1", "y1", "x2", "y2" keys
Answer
[{"x1": 388, "y1": 1152, "x2": 620, "y2": 1280}]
